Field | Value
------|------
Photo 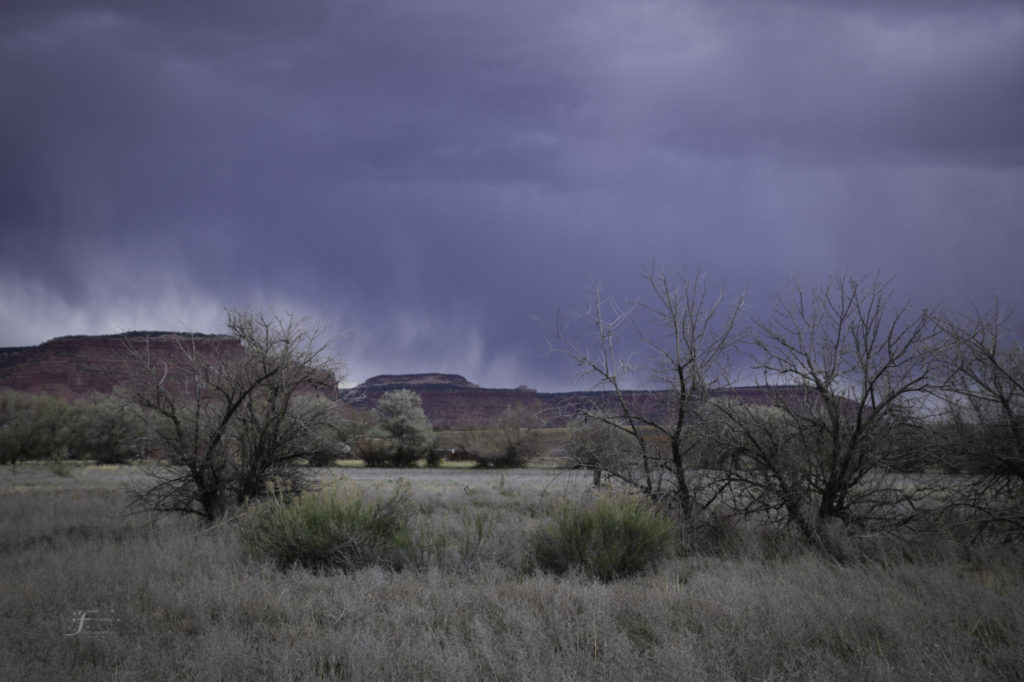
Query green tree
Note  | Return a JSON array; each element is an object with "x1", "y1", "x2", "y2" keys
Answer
[
  {"x1": 372, "y1": 389, "x2": 434, "y2": 467},
  {"x1": 0, "y1": 390, "x2": 74, "y2": 472},
  {"x1": 68, "y1": 394, "x2": 148, "y2": 464}
]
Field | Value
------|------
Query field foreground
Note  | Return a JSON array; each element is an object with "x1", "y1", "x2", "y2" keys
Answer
[{"x1": 1, "y1": 465, "x2": 1022, "y2": 680}]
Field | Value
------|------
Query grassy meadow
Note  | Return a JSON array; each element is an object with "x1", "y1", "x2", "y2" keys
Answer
[{"x1": 2, "y1": 463, "x2": 1023, "y2": 680}]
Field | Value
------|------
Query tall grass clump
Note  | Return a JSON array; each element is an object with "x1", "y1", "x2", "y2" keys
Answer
[
  {"x1": 240, "y1": 483, "x2": 412, "y2": 572},
  {"x1": 530, "y1": 495, "x2": 674, "y2": 581}
]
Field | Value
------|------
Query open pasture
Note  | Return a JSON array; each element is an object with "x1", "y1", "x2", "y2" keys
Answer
[{"x1": 1, "y1": 464, "x2": 1023, "y2": 680}]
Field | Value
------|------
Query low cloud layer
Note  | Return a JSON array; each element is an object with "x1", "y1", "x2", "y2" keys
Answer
[{"x1": 2, "y1": 0, "x2": 1022, "y2": 389}]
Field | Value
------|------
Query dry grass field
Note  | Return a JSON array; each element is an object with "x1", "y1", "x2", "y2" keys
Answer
[{"x1": 2, "y1": 463, "x2": 1023, "y2": 680}]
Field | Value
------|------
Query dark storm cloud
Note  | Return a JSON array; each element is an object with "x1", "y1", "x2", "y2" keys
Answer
[{"x1": 1, "y1": 0, "x2": 1022, "y2": 389}]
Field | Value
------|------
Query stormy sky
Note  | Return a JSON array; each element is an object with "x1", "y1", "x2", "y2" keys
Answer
[{"x1": 1, "y1": 1, "x2": 1022, "y2": 390}]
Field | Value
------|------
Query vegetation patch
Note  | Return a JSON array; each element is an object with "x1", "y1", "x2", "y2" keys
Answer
[
  {"x1": 3, "y1": 470, "x2": 1024, "y2": 680},
  {"x1": 530, "y1": 495, "x2": 674, "y2": 581},
  {"x1": 240, "y1": 483, "x2": 412, "y2": 572}
]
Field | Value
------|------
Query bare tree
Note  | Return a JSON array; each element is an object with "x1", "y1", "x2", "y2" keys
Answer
[
  {"x1": 553, "y1": 268, "x2": 744, "y2": 519},
  {"x1": 562, "y1": 412, "x2": 641, "y2": 487},
  {"x1": 709, "y1": 273, "x2": 942, "y2": 545},
  {"x1": 936, "y1": 299, "x2": 1024, "y2": 538},
  {"x1": 126, "y1": 309, "x2": 342, "y2": 521}
]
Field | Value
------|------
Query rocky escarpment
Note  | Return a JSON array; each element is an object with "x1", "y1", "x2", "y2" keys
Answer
[
  {"x1": 345, "y1": 374, "x2": 829, "y2": 430},
  {"x1": 2, "y1": 339, "x2": 799, "y2": 429},
  {"x1": 344, "y1": 373, "x2": 671, "y2": 429},
  {"x1": 343, "y1": 374, "x2": 533, "y2": 429},
  {"x1": 0, "y1": 333, "x2": 238, "y2": 401},
  {"x1": 359, "y1": 373, "x2": 481, "y2": 390}
]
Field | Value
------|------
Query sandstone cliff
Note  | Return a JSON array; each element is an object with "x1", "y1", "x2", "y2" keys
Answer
[
  {"x1": 1, "y1": 337, "x2": 798, "y2": 430},
  {"x1": 0, "y1": 333, "x2": 238, "y2": 401}
]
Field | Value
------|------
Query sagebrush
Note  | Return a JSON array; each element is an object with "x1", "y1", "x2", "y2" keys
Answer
[
  {"x1": 530, "y1": 495, "x2": 674, "y2": 581},
  {"x1": 240, "y1": 483, "x2": 412, "y2": 572}
]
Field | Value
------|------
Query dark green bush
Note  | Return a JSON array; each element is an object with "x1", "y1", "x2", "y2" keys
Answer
[
  {"x1": 358, "y1": 443, "x2": 420, "y2": 468},
  {"x1": 240, "y1": 484, "x2": 412, "y2": 572},
  {"x1": 530, "y1": 496, "x2": 674, "y2": 581},
  {"x1": 69, "y1": 395, "x2": 148, "y2": 464},
  {"x1": 303, "y1": 450, "x2": 339, "y2": 467},
  {"x1": 474, "y1": 443, "x2": 533, "y2": 468}
]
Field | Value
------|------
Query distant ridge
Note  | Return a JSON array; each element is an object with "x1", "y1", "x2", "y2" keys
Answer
[
  {"x1": 0, "y1": 336, "x2": 812, "y2": 429},
  {"x1": 357, "y1": 373, "x2": 481, "y2": 390},
  {"x1": 0, "y1": 332, "x2": 237, "y2": 401},
  {"x1": 48, "y1": 331, "x2": 226, "y2": 340},
  {"x1": 348, "y1": 375, "x2": 836, "y2": 430},
  {"x1": 348, "y1": 375, "x2": 687, "y2": 429}
]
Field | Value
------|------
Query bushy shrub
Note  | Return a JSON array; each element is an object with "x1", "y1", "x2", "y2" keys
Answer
[
  {"x1": 240, "y1": 484, "x2": 412, "y2": 572},
  {"x1": 475, "y1": 445, "x2": 529, "y2": 468},
  {"x1": 357, "y1": 439, "x2": 417, "y2": 467},
  {"x1": 426, "y1": 448, "x2": 446, "y2": 468},
  {"x1": 0, "y1": 390, "x2": 75, "y2": 471},
  {"x1": 304, "y1": 450, "x2": 339, "y2": 467},
  {"x1": 465, "y1": 405, "x2": 543, "y2": 468},
  {"x1": 69, "y1": 394, "x2": 148, "y2": 464},
  {"x1": 530, "y1": 496, "x2": 674, "y2": 581}
]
